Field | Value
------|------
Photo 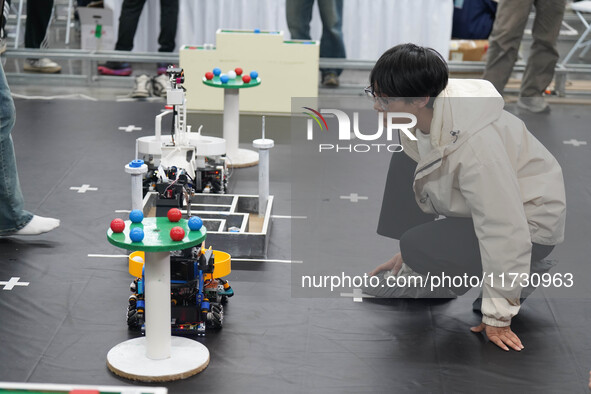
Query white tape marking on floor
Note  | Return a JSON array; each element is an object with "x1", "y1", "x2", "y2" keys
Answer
[
  {"x1": 11, "y1": 93, "x2": 98, "y2": 101},
  {"x1": 340, "y1": 289, "x2": 374, "y2": 303},
  {"x1": 563, "y1": 139, "x2": 587, "y2": 147},
  {"x1": 232, "y1": 258, "x2": 303, "y2": 264},
  {"x1": 70, "y1": 184, "x2": 98, "y2": 193},
  {"x1": 118, "y1": 125, "x2": 142, "y2": 133},
  {"x1": 88, "y1": 254, "x2": 129, "y2": 258},
  {"x1": 340, "y1": 193, "x2": 368, "y2": 203},
  {"x1": 0, "y1": 277, "x2": 29, "y2": 290},
  {"x1": 271, "y1": 215, "x2": 308, "y2": 219}
]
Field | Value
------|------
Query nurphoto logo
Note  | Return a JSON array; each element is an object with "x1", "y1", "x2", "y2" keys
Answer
[{"x1": 303, "y1": 107, "x2": 417, "y2": 153}]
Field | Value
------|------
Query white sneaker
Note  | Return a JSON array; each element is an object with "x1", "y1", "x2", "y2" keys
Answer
[
  {"x1": 363, "y1": 263, "x2": 457, "y2": 299},
  {"x1": 517, "y1": 96, "x2": 550, "y2": 113},
  {"x1": 152, "y1": 73, "x2": 171, "y2": 97},
  {"x1": 131, "y1": 74, "x2": 152, "y2": 98},
  {"x1": 24, "y1": 58, "x2": 62, "y2": 73}
]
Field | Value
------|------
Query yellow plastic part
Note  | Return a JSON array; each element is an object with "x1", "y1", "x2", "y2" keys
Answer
[
  {"x1": 128, "y1": 251, "x2": 145, "y2": 278},
  {"x1": 205, "y1": 250, "x2": 231, "y2": 279},
  {"x1": 127, "y1": 250, "x2": 231, "y2": 279}
]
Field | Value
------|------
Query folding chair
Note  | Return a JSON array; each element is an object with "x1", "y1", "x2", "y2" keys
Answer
[{"x1": 561, "y1": 0, "x2": 591, "y2": 65}]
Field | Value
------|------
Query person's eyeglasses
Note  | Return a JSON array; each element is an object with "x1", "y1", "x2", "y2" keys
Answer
[
  {"x1": 364, "y1": 86, "x2": 397, "y2": 110},
  {"x1": 364, "y1": 85, "x2": 376, "y2": 98}
]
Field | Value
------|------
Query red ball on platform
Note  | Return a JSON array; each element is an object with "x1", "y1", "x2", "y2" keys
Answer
[
  {"x1": 205, "y1": 71, "x2": 214, "y2": 80},
  {"x1": 167, "y1": 208, "x2": 182, "y2": 222},
  {"x1": 170, "y1": 226, "x2": 185, "y2": 241},
  {"x1": 110, "y1": 218, "x2": 125, "y2": 233},
  {"x1": 242, "y1": 75, "x2": 251, "y2": 83},
  {"x1": 235, "y1": 67, "x2": 243, "y2": 76}
]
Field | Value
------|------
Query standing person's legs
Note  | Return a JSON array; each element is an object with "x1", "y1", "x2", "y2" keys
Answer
[
  {"x1": 520, "y1": 0, "x2": 566, "y2": 98},
  {"x1": 24, "y1": 0, "x2": 54, "y2": 49},
  {"x1": 0, "y1": 64, "x2": 33, "y2": 234},
  {"x1": 317, "y1": 0, "x2": 346, "y2": 81},
  {"x1": 98, "y1": 0, "x2": 145, "y2": 76},
  {"x1": 115, "y1": 0, "x2": 147, "y2": 51},
  {"x1": 286, "y1": 0, "x2": 315, "y2": 40},
  {"x1": 157, "y1": 0, "x2": 178, "y2": 53},
  {"x1": 0, "y1": 0, "x2": 9, "y2": 54},
  {"x1": 23, "y1": 0, "x2": 61, "y2": 73},
  {"x1": 1, "y1": 0, "x2": 8, "y2": 30},
  {"x1": 0, "y1": 64, "x2": 59, "y2": 235},
  {"x1": 483, "y1": 0, "x2": 533, "y2": 94}
]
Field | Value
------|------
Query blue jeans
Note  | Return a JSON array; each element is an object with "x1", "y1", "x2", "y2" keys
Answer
[
  {"x1": 286, "y1": 0, "x2": 346, "y2": 76},
  {"x1": 0, "y1": 64, "x2": 33, "y2": 234}
]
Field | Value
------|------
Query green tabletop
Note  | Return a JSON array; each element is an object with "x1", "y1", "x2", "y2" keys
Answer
[
  {"x1": 107, "y1": 217, "x2": 206, "y2": 252},
  {"x1": 202, "y1": 75, "x2": 261, "y2": 89}
]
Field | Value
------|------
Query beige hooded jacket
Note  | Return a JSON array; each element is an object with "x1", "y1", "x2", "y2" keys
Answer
[{"x1": 400, "y1": 79, "x2": 566, "y2": 327}]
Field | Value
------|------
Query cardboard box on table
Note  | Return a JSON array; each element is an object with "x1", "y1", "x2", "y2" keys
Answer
[
  {"x1": 180, "y1": 29, "x2": 320, "y2": 114},
  {"x1": 449, "y1": 39, "x2": 489, "y2": 61},
  {"x1": 78, "y1": 7, "x2": 115, "y2": 51}
]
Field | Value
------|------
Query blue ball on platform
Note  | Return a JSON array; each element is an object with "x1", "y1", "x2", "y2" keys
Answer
[
  {"x1": 129, "y1": 209, "x2": 144, "y2": 223},
  {"x1": 130, "y1": 227, "x2": 144, "y2": 242},
  {"x1": 220, "y1": 74, "x2": 229, "y2": 84},
  {"x1": 213, "y1": 67, "x2": 221, "y2": 76},
  {"x1": 250, "y1": 70, "x2": 259, "y2": 79},
  {"x1": 254, "y1": 28, "x2": 261, "y2": 33},
  {"x1": 188, "y1": 216, "x2": 203, "y2": 231}
]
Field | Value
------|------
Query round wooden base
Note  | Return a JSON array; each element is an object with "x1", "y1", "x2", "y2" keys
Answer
[
  {"x1": 227, "y1": 148, "x2": 259, "y2": 168},
  {"x1": 107, "y1": 337, "x2": 209, "y2": 382}
]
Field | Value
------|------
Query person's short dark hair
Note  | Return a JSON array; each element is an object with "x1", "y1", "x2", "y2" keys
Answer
[{"x1": 369, "y1": 43, "x2": 449, "y2": 107}]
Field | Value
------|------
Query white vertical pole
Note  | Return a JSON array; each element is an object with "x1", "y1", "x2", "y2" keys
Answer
[
  {"x1": 258, "y1": 148, "x2": 269, "y2": 216},
  {"x1": 125, "y1": 161, "x2": 148, "y2": 212},
  {"x1": 223, "y1": 89, "x2": 240, "y2": 160},
  {"x1": 130, "y1": 174, "x2": 143, "y2": 211},
  {"x1": 144, "y1": 251, "x2": 172, "y2": 360},
  {"x1": 253, "y1": 116, "x2": 273, "y2": 216}
]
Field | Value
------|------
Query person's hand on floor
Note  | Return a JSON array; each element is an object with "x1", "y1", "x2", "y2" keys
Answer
[
  {"x1": 470, "y1": 323, "x2": 524, "y2": 352},
  {"x1": 369, "y1": 252, "x2": 404, "y2": 277}
]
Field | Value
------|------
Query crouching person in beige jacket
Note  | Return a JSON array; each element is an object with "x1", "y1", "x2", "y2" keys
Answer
[{"x1": 367, "y1": 44, "x2": 566, "y2": 352}]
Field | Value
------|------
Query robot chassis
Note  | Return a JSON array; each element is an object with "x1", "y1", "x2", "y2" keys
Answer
[{"x1": 126, "y1": 245, "x2": 234, "y2": 336}]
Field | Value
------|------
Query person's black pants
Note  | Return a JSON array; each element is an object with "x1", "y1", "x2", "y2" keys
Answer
[
  {"x1": 25, "y1": 0, "x2": 54, "y2": 49},
  {"x1": 1, "y1": 0, "x2": 10, "y2": 31},
  {"x1": 115, "y1": 0, "x2": 178, "y2": 53},
  {"x1": 378, "y1": 152, "x2": 554, "y2": 295}
]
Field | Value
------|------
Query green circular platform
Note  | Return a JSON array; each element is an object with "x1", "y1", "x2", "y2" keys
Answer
[
  {"x1": 202, "y1": 75, "x2": 261, "y2": 89},
  {"x1": 107, "y1": 217, "x2": 206, "y2": 252}
]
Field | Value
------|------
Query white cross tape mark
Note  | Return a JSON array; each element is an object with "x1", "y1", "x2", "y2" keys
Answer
[
  {"x1": 340, "y1": 288, "x2": 374, "y2": 302},
  {"x1": 0, "y1": 277, "x2": 30, "y2": 290},
  {"x1": 340, "y1": 193, "x2": 368, "y2": 203},
  {"x1": 70, "y1": 184, "x2": 98, "y2": 193}
]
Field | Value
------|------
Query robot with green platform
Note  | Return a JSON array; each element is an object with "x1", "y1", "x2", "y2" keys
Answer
[{"x1": 110, "y1": 209, "x2": 234, "y2": 337}]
